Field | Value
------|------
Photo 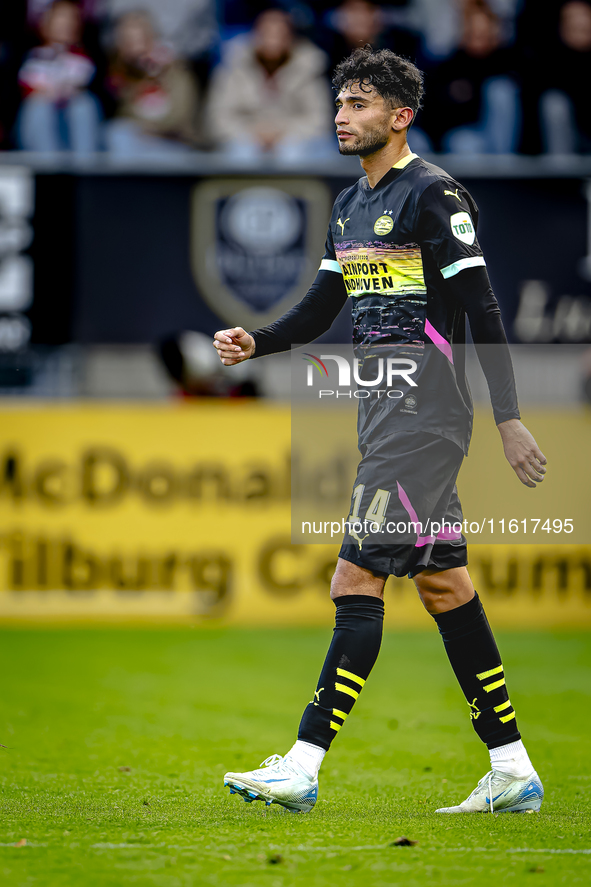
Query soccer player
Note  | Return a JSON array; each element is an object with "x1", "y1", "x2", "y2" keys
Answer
[{"x1": 213, "y1": 47, "x2": 546, "y2": 815}]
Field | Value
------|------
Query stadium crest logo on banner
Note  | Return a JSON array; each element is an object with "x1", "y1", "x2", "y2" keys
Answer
[{"x1": 191, "y1": 177, "x2": 331, "y2": 328}]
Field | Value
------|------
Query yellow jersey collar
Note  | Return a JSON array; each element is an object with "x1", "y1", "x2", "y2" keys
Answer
[{"x1": 392, "y1": 152, "x2": 418, "y2": 170}]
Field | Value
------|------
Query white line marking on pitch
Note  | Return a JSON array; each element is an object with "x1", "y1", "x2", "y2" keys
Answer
[
  {"x1": 3, "y1": 842, "x2": 589, "y2": 856},
  {"x1": 84, "y1": 843, "x2": 591, "y2": 855}
]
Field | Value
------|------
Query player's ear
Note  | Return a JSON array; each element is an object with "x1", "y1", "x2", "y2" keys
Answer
[{"x1": 392, "y1": 107, "x2": 414, "y2": 132}]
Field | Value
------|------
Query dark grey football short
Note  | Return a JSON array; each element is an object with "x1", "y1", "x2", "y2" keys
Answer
[{"x1": 338, "y1": 431, "x2": 467, "y2": 579}]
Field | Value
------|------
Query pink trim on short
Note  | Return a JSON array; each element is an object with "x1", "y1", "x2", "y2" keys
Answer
[
  {"x1": 397, "y1": 482, "x2": 428, "y2": 548},
  {"x1": 397, "y1": 481, "x2": 461, "y2": 547},
  {"x1": 424, "y1": 319, "x2": 454, "y2": 364},
  {"x1": 436, "y1": 527, "x2": 462, "y2": 541},
  {"x1": 396, "y1": 481, "x2": 419, "y2": 525}
]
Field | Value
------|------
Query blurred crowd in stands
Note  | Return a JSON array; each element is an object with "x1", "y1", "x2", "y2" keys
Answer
[{"x1": 1, "y1": 0, "x2": 590, "y2": 157}]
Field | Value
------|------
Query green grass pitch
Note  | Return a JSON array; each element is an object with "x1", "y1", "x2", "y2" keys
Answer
[{"x1": 0, "y1": 627, "x2": 590, "y2": 886}]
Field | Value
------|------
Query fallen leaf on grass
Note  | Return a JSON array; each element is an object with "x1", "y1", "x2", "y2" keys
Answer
[
  {"x1": 268, "y1": 854, "x2": 284, "y2": 865},
  {"x1": 118, "y1": 766, "x2": 131, "y2": 772},
  {"x1": 14, "y1": 839, "x2": 27, "y2": 847},
  {"x1": 529, "y1": 867, "x2": 545, "y2": 874},
  {"x1": 390, "y1": 837, "x2": 418, "y2": 847}
]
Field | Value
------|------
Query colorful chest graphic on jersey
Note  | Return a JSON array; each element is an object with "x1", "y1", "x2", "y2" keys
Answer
[
  {"x1": 335, "y1": 240, "x2": 426, "y2": 299},
  {"x1": 333, "y1": 240, "x2": 427, "y2": 346}
]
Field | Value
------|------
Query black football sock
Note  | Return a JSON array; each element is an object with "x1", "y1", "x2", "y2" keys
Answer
[
  {"x1": 297, "y1": 595, "x2": 384, "y2": 751},
  {"x1": 432, "y1": 592, "x2": 521, "y2": 749}
]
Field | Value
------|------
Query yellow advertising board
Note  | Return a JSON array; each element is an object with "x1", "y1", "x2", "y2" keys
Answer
[{"x1": 0, "y1": 402, "x2": 589, "y2": 627}]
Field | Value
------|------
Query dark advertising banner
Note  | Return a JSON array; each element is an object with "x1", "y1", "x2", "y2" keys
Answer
[{"x1": 15, "y1": 169, "x2": 591, "y2": 347}]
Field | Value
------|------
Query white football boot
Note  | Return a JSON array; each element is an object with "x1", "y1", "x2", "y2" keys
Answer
[
  {"x1": 436, "y1": 769, "x2": 544, "y2": 813},
  {"x1": 223, "y1": 753, "x2": 318, "y2": 813}
]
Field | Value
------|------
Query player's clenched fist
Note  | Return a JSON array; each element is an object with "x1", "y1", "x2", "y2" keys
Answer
[{"x1": 213, "y1": 327, "x2": 255, "y2": 365}]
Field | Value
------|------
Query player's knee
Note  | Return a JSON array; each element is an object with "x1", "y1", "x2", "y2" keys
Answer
[
  {"x1": 414, "y1": 574, "x2": 440, "y2": 609},
  {"x1": 415, "y1": 583, "x2": 462, "y2": 616},
  {"x1": 415, "y1": 584, "x2": 446, "y2": 614},
  {"x1": 329, "y1": 576, "x2": 344, "y2": 601},
  {"x1": 329, "y1": 563, "x2": 352, "y2": 600},
  {"x1": 413, "y1": 568, "x2": 474, "y2": 614},
  {"x1": 329, "y1": 558, "x2": 386, "y2": 601},
  {"x1": 414, "y1": 571, "x2": 445, "y2": 596}
]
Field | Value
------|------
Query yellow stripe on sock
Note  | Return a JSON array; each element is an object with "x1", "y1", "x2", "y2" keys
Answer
[
  {"x1": 494, "y1": 700, "x2": 512, "y2": 713},
  {"x1": 332, "y1": 708, "x2": 348, "y2": 721},
  {"x1": 329, "y1": 721, "x2": 341, "y2": 732},
  {"x1": 483, "y1": 678, "x2": 506, "y2": 693},
  {"x1": 335, "y1": 682, "x2": 359, "y2": 700},
  {"x1": 499, "y1": 711, "x2": 516, "y2": 724},
  {"x1": 336, "y1": 667, "x2": 366, "y2": 688},
  {"x1": 476, "y1": 665, "x2": 504, "y2": 681}
]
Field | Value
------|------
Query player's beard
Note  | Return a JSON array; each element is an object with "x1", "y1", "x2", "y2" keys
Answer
[{"x1": 338, "y1": 118, "x2": 392, "y2": 157}]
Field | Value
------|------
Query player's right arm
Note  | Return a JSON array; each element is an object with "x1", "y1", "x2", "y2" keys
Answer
[
  {"x1": 213, "y1": 327, "x2": 256, "y2": 365},
  {"x1": 213, "y1": 217, "x2": 348, "y2": 365}
]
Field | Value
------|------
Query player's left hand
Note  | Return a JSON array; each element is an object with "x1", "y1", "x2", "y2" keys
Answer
[{"x1": 497, "y1": 418, "x2": 547, "y2": 488}]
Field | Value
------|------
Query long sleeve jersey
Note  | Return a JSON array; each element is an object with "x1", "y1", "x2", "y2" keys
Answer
[{"x1": 250, "y1": 153, "x2": 519, "y2": 454}]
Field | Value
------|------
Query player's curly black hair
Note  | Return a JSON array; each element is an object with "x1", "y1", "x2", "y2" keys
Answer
[{"x1": 332, "y1": 46, "x2": 424, "y2": 118}]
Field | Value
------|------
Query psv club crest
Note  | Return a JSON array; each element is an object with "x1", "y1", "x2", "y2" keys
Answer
[{"x1": 191, "y1": 178, "x2": 331, "y2": 329}]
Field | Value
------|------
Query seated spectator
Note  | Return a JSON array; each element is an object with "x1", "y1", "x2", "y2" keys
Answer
[
  {"x1": 206, "y1": 9, "x2": 335, "y2": 161},
  {"x1": 405, "y1": 0, "x2": 460, "y2": 62},
  {"x1": 406, "y1": 0, "x2": 522, "y2": 63},
  {"x1": 103, "y1": 0, "x2": 219, "y2": 91},
  {"x1": 17, "y1": 0, "x2": 102, "y2": 153},
  {"x1": 323, "y1": 0, "x2": 418, "y2": 70},
  {"x1": 538, "y1": 0, "x2": 591, "y2": 153},
  {"x1": 104, "y1": 11, "x2": 201, "y2": 156},
  {"x1": 422, "y1": 0, "x2": 520, "y2": 154},
  {"x1": 27, "y1": 0, "x2": 99, "y2": 28},
  {"x1": 319, "y1": 0, "x2": 430, "y2": 153}
]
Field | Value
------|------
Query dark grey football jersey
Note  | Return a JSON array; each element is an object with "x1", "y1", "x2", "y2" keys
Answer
[
  {"x1": 321, "y1": 153, "x2": 487, "y2": 453},
  {"x1": 251, "y1": 153, "x2": 519, "y2": 453}
]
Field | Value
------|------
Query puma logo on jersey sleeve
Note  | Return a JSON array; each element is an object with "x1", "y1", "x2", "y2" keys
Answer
[{"x1": 444, "y1": 188, "x2": 462, "y2": 202}]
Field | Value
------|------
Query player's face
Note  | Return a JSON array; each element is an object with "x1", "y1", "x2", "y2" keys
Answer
[{"x1": 335, "y1": 84, "x2": 396, "y2": 156}]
